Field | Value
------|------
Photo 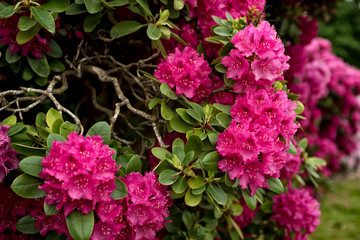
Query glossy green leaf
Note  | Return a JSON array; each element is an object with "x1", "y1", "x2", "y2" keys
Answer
[
  {"x1": 241, "y1": 189, "x2": 257, "y2": 211},
  {"x1": 84, "y1": 0, "x2": 102, "y2": 13},
  {"x1": 22, "y1": 65, "x2": 34, "y2": 81},
  {"x1": 41, "y1": 0, "x2": 70, "y2": 12},
  {"x1": 184, "y1": 189, "x2": 202, "y2": 207},
  {"x1": 161, "y1": 101, "x2": 174, "y2": 120},
  {"x1": 8, "y1": 124, "x2": 26, "y2": 137},
  {"x1": 185, "y1": 135, "x2": 202, "y2": 158},
  {"x1": 27, "y1": 54, "x2": 50, "y2": 77},
  {"x1": 83, "y1": 13, "x2": 102, "y2": 32},
  {"x1": 66, "y1": 210, "x2": 94, "y2": 240},
  {"x1": 16, "y1": 23, "x2": 41, "y2": 45},
  {"x1": 147, "y1": 23, "x2": 161, "y2": 40},
  {"x1": 44, "y1": 203, "x2": 60, "y2": 215},
  {"x1": 160, "y1": 83, "x2": 178, "y2": 100},
  {"x1": 31, "y1": 7, "x2": 55, "y2": 33},
  {"x1": 126, "y1": 155, "x2": 141, "y2": 174},
  {"x1": 207, "y1": 184, "x2": 227, "y2": 205},
  {"x1": 202, "y1": 151, "x2": 220, "y2": 173},
  {"x1": 46, "y1": 108, "x2": 63, "y2": 130},
  {"x1": 286, "y1": 141, "x2": 297, "y2": 155},
  {"x1": 213, "y1": 103, "x2": 231, "y2": 116},
  {"x1": 60, "y1": 121, "x2": 76, "y2": 139},
  {"x1": 16, "y1": 215, "x2": 40, "y2": 234},
  {"x1": 18, "y1": 16, "x2": 37, "y2": 31},
  {"x1": 47, "y1": 40, "x2": 62, "y2": 58},
  {"x1": 49, "y1": 59, "x2": 65, "y2": 72},
  {"x1": 176, "y1": 109, "x2": 198, "y2": 125},
  {"x1": 19, "y1": 156, "x2": 43, "y2": 178},
  {"x1": 11, "y1": 143, "x2": 47, "y2": 156},
  {"x1": 148, "y1": 98, "x2": 162, "y2": 109},
  {"x1": 0, "y1": 5, "x2": 15, "y2": 18},
  {"x1": 151, "y1": 147, "x2": 172, "y2": 161},
  {"x1": 136, "y1": 0, "x2": 152, "y2": 16},
  {"x1": 216, "y1": 112, "x2": 232, "y2": 128},
  {"x1": 11, "y1": 174, "x2": 46, "y2": 198},
  {"x1": 191, "y1": 185, "x2": 205, "y2": 195},
  {"x1": 110, "y1": 20, "x2": 142, "y2": 38},
  {"x1": 170, "y1": 115, "x2": 194, "y2": 133},
  {"x1": 187, "y1": 176, "x2": 205, "y2": 189},
  {"x1": 214, "y1": 26, "x2": 232, "y2": 36},
  {"x1": 108, "y1": 0, "x2": 129, "y2": 7},
  {"x1": 267, "y1": 177, "x2": 284, "y2": 194},
  {"x1": 47, "y1": 133, "x2": 66, "y2": 150},
  {"x1": 111, "y1": 178, "x2": 128, "y2": 200},
  {"x1": 159, "y1": 169, "x2": 178, "y2": 185},
  {"x1": 172, "y1": 176, "x2": 187, "y2": 194},
  {"x1": 1, "y1": 115, "x2": 16, "y2": 126},
  {"x1": 86, "y1": 121, "x2": 111, "y2": 145}
]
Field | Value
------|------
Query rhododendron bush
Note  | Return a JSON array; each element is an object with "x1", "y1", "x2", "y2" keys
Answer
[{"x1": 0, "y1": 0, "x2": 358, "y2": 239}]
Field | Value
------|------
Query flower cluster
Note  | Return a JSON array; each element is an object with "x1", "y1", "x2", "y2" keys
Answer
[
  {"x1": 217, "y1": 86, "x2": 299, "y2": 194},
  {"x1": 222, "y1": 21, "x2": 290, "y2": 89},
  {"x1": 0, "y1": 125, "x2": 18, "y2": 182},
  {"x1": 0, "y1": 14, "x2": 51, "y2": 59},
  {"x1": 154, "y1": 47, "x2": 211, "y2": 100},
  {"x1": 92, "y1": 172, "x2": 171, "y2": 240},
  {"x1": 39, "y1": 132, "x2": 118, "y2": 216},
  {"x1": 280, "y1": 145, "x2": 303, "y2": 181},
  {"x1": 272, "y1": 188, "x2": 321, "y2": 240}
]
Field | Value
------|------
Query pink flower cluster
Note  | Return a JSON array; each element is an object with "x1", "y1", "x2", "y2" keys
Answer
[
  {"x1": 154, "y1": 47, "x2": 211, "y2": 100},
  {"x1": 0, "y1": 125, "x2": 18, "y2": 182},
  {"x1": 272, "y1": 188, "x2": 321, "y2": 240},
  {"x1": 0, "y1": 14, "x2": 50, "y2": 59},
  {"x1": 222, "y1": 21, "x2": 290, "y2": 89},
  {"x1": 92, "y1": 172, "x2": 171, "y2": 240},
  {"x1": 39, "y1": 132, "x2": 118, "y2": 216},
  {"x1": 217, "y1": 86, "x2": 299, "y2": 195},
  {"x1": 280, "y1": 145, "x2": 303, "y2": 181}
]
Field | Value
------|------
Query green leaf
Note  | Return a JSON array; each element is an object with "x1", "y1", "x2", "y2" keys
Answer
[
  {"x1": 187, "y1": 176, "x2": 205, "y2": 189},
  {"x1": 16, "y1": 23, "x2": 41, "y2": 45},
  {"x1": 153, "y1": 160, "x2": 174, "y2": 175},
  {"x1": 66, "y1": 210, "x2": 94, "y2": 240},
  {"x1": 84, "y1": 0, "x2": 102, "y2": 13},
  {"x1": 216, "y1": 112, "x2": 232, "y2": 128},
  {"x1": 11, "y1": 174, "x2": 46, "y2": 198},
  {"x1": 185, "y1": 135, "x2": 202, "y2": 158},
  {"x1": 172, "y1": 176, "x2": 187, "y2": 194},
  {"x1": 213, "y1": 103, "x2": 231, "y2": 116},
  {"x1": 49, "y1": 59, "x2": 65, "y2": 72},
  {"x1": 161, "y1": 101, "x2": 174, "y2": 120},
  {"x1": 147, "y1": 23, "x2": 161, "y2": 40},
  {"x1": 170, "y1": 115, "x2": 194, "y2": 133},
  {"x1": 267, "y1": 177, "x2": 284, "y2": 194},
  {"x1": 47, "y1": 133, "x2": 66, "y2": 150},
  {"x1": 22, "y1": 65, "x2": 34, "y2": 81},
  {"x1": 202, "y1": 151, "x2": 220, "y2": 173},
  {"x1": 192, "y1": 185, "x2": 205, "y2": 195},
  {"x1": 160, "y1": 83, "x2": 178, "y2": 100},
  {"x1": 108, "y1": 0, "x2": 129, "y2": 7},
  {"x1": 110, "y1": 20, "x2": 142, "y2": 38},
  {"x1": 44, "y1": 203, "x2": 60, "y2": 215},
  {"x1": 66, "y1": 3, "x2": 88, "y2": 15},
  {"x1": 0, "y1": 5, "x2": 15, "y2": 18},
  {"x1": 126, "y1": 155, "x2": 141, "y2": 174},
  {"x1": 298, "y1": 138, "x2": 308, "y2": 150},
  {"x1": 86, "y1": 121, "x2": 111, "y2": 145},
  {"x1": 18, "y1": 16, "x2": 37, "y2": 31},
  {"x1": 52, "y1": 119, "x2": 64, "y2": 134},
  {"x1": 214, "y1": 26, "x2": 232, "y2": 36},
  {"x1": 159, "y1": 26, "x2": 171, "y2": 39},
  {"x1": 47, "y1": 40, "x2": 62, "y2": 58},
  {"x1": 190, "y1": 102, "x2": 205, "y2": 119},
  {"x1": 215, "y1": 63, "x2": 227, "y2": 73},
  {"x1": 41, "y1": 0, "x2": 70, "y2": 12},
  {"x1": 1, "y1": 115, "x2": 17, "y2": 126},
  {"x1": 8, "y1": 124, "x2": 26, "y2": 137},
  {"x1": 30, "y1": 7, "x2": 55, "y2": 33},
  {"x1": 148, "y1": 98, "x2": 162, "y2": 109},
  {"x1": 35, "y1": 76, "x2": 48, "y2": 86},
  {"x1": 219, "y1": 41, "x2": 235, "y2": 57},
  {"x1": 11, "y1": 143, "x2": 47, "y2": 156},
  {"x1": 46, "y1": 108, "x2": 63, "y2": 130},
  {"x1": 19, "y1": 156, "x2": 44, "y2": 178},
  {"x1": 176, "y1": 109, "x2": 198, "y2": 125},
  {"x1": 173, "y1": 0, "x2": 184, "y2": 10},
  {"x1": 111, "y1": 178, "x2": 128, "y2": 200},
  {"x1": 208, "y1": 132, "x2": 219, "y2": 146},
  {"x1": 241, "y1": 189, "x2": 257, "y2": 211},
  {"x1": 136, "y1": 0, "x2": 153, "y2": 16},
  {"x1": 60, "y1": 121, "x2": 76, "y2": 138},
  {"x1": 286, "y1": 141, "x2": 297, "y2": 155},
  {"x1": 151, "y1": 147, "x2": 172, "y2": 160},
  {"x1": 16, "y1": 215, "x2": 40, "y2": 234},
  {"x1": 207, "y1": 184, "x2": 227, "y2": 205},
  {"x1": 159, "y1": 169, "x2": 179, "y2": 185},
  {"x1": 294, "y1": 100, "x2": 305, "y2": 114},
  {"x1": 27, "y1": 54, "x2": 50, "y2": 77},
  {"x1": 185, "y1": 189, "x2": 202, "y2": 207},
  {"x1": 83, "y1": 13, "x2": 102, "y2": 32}
]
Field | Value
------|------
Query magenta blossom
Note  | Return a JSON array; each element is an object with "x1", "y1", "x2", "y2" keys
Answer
[{"x1": 0, "y1": 125, "x2": 18, "y2": 182}]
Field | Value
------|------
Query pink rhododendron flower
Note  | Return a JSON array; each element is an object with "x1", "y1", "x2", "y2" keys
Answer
[
  {"x1": 0, "y1": 125, "x2": 18, "y2": 182},
  {"x1": 39, "y1": 132, "x2": 118, "y2": 215},
  {"x1": 91, "y1": 172, "x2": 171, "y2": 240},
  {"x1": 154, "y1": 47, "x2": 211, "y2": 100},
  {"x1": 272, "y1": 188, "x2": 321, "y2": 240},
  {"x1": 217, "y1": 86, "x2": 299, "y2": 194}
]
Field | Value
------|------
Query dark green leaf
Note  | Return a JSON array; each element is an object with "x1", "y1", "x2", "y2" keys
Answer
[
  {"x1": 241, "y1": 189, "x2": 257, "y2": 211},
  {"x1": 49, "y1": 59, "x2": 65, "y2": 72},
  {"x1": 147, "y1": 23, "x2": 161, "y2": 40},
  {"x1": 47, "y1": 133, "x2": 66, "y2": 150},
  {"x1": 11, "y1": 174, "x2": 46, "y2": 198},
  {"x1": 22, "y1": 65, "x2": 34, "y2": 81},
  {"x1": 185, "y1": 135, "x2": 202, "y2": 158},
  {"x1": 83, "y1": 13, "x2": 102, "y2": 32},
  {"x1": 286, "y1": 141, "x2": 297, "y2": 155},
  {"x1": 208, "y1": 132, "x2": 219, "y2": 146},
  {"x1": 170, "y1": 115, "x2": 194, "y2": 133},
  {"x1": 0, "y1": 5, "x2": 15, "y2": 18},
  {"x1": 267, "y1": 177, "x2": 284, "y2": 194},
  {"x1": 108, "y1": 0, "x2": 129, "y2": 7},
  {"x1": 201, "y1": 151, "x2": 220, "y2": 172},
  {"x1": 30, "y1": 7, "x2": 55, "y2": 33},
  {"x1": 190, "y1": 102, "x2": 205, "y2": 119},
  {"x1": 126, "y1": 155, "x2": 141, "y2": 174},
  {"x1": 18, "y1": 16, "x2": 37, "y2": 31},
  {"x1": 44, "y1": 203, "x2": 60, "y2": 215},
  {"x1": 42, "y1": 0, "x2": 70, "y2": 12},
  {"x1": 27, "y1": 54, "x2": 50, "y2": 77},
  {"x1": 65, "y1": 3, "x2": 87, "y2": 15},
  {"x1": 35, "y1": 76, "x2": 48, "y2": 86},
  {"x1": 191, "y1": 185, "x2": 205, "y2": 195},
  {"x1": 16, "y1": 23, "x2": 41, "y2": 45},
  {"x1": 159, "y1": 169, "x2": 178, "y2": 185},
  {"x1": 187, "y1": 176, "x2": 204, "y2": 189},
  {"x1": 215, "y1": 63, "x2": 227, "y2": 73},
  {"x1": 86, "y1": 121, "x2": 111, "y2": 145},
  {"x1": 207, "y1": 184, "x2": 227, "y2": 205},
  {"x1": 172, "y1": 176, "x2": 187, "y2": 194},
  {"x1": 66, "y1": 210, "x2": 94, "y2": 240},
  {"x1": 11, "y1": 143, "x2": 47, "y2": 156},
  {"x1": 8, "y1": 124, "x2": 26, "y2": 137},
  {"x1": 60, "y1": 121, "x2": 76, "y2": 139},
  {"x1": 160, "y1": 83, "x2": 178, "y2": 100},
  {"x1": 213, "y1": 103, "x2": 231, "y2": 116},
  {"x1": 219, "y1": 41, "x2": 235, "y2": 57},
  {"x1": 136, "y1": 0, "x2": 152, "y2": 16},
  {"x1": 176, "y1": 109, "x2": 198, "y2": 125},
  {"x1": 84, "y1": 0, "x2": 102, "y2": 13},
  {"x1": 184, "y1": 189, "x2": 202, "y2": 207},
  {"x1": 19, "y1": 156, "x2": 43, "y2": 178},
  {"x1": 111, "y1": 178, "x2": 128, "y2": 200},
  {"x1": 153, "y1": 160, "x2": 174, "y2": 175},
  {"x1": 216, "y1": 112, "x2": 232, "y2": 128},
  {"x1": 16, "y1": 215, "x2": 40, "y2": 234},
  {"x1": 161, "y1": 101, "x2": 174, "y2": 120},
  {"x1": 47, "y1": 40, "x2": 62, "y2": 58},
  {"x1": 110, "y1": 20, "x2": 142, "y2": 38}
]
